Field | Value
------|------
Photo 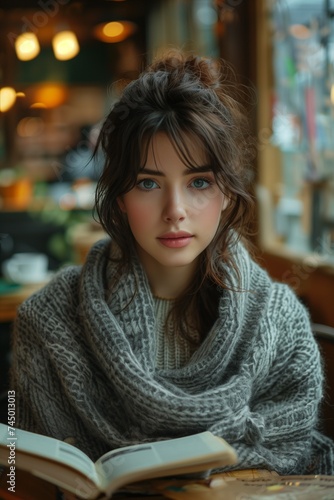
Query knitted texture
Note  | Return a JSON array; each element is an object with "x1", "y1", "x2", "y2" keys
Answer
[
  {"x1": 153, "y1": 297, "x2": 197, "y2": 369},
  {"x1": 11, "y1": 239, "x2": 334, "y2": 474}
]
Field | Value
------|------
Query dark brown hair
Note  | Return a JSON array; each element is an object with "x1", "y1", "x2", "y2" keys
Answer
[{"x1": 95, "y1": 50, "x2": 255, "y2": 344}]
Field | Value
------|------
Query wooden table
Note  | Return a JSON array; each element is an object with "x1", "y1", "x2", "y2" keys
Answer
[
  {"x1": 2, "y1": 466, "x2": 334, "y2": 499},
  {"x1": 0, "y1": 467, "x2": 279, "y2": 500}
]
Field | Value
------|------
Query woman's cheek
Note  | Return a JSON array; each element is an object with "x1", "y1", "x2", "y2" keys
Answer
[{"x1": 126, "y1": 204, "x2": 154, "y2": 232}]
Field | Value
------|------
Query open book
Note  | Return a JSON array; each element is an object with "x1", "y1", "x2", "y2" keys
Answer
[{"x1": 0, "y1": 423, "x2": 237, "y2": 499}]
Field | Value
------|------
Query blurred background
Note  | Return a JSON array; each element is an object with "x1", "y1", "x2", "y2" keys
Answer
[
  {"x1": 0, "y1": 0, "x2": 334, "y2": 368},
  {"x1": 0, "y1": 0, "x2": 256, "y2": 270}
]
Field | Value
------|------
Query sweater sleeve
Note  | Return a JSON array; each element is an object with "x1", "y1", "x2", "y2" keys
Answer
[
  {"x1": 10, "y1": 294, "x2": 39, "y2": 433},
  {"x1": 10, "y1": 268, "x2": 83, "y2": 441},
  {"x1": 10, "y1": 295, "x2": 66, "y2": 437},
  {"x1": 211, "y1": 284, "x2": 334, "y2": 475}
]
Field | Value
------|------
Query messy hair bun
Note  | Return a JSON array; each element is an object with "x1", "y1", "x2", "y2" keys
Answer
[{"x1": 148, "y1": 51, "x2": 221, "y2": 86}]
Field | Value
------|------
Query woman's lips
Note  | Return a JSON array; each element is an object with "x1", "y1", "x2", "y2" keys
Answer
[{"x1": 157, "y1": 234, "x2": 193, "y2": 248}]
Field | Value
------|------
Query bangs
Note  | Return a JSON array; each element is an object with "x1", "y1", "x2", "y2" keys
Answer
[{"x1": 136, "y1": 113, "x2": 228, "y2": 190}]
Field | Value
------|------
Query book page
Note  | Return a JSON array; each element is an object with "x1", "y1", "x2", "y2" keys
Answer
[
  {"x1": 95, "y1": 431, "x2": 237, "y2": 495},
  {"x1": 0, "y1": 424, "x2": 99, "y2": 486}
]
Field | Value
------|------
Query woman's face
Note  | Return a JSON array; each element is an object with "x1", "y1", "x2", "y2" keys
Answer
[{"x1": 118, "y1": 132, "x2": 227, "y2": 275}]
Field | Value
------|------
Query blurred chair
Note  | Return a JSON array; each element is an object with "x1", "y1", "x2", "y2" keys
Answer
[{"x1": 312, "y1": 323, "x2": 334, "y2": 441}]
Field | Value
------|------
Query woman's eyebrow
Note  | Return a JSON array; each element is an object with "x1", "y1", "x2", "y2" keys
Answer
[
  {"x1": 185, "y1": 165, "x2": 213, "y2": 174},
  {"x1": 138, "y1": 166, "x2": 213, "y2": 176}
]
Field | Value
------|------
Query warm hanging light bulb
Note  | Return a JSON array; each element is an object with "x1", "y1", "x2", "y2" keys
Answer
[
  {"x1": 0, "y1": 87, "x2": 17, "y2": 112},
  {"x1": 103, "y1": 22, "x2": 124, "y2": 38},
  {"x1": 93, "y1": 21, "x2": 137, "y2": 43},
  {"x1": 52, "y1": 30, "x2": 79, "y2": 61},
  {"x1": 15, "y1": 32, "x2": 40, "y2": 61}
]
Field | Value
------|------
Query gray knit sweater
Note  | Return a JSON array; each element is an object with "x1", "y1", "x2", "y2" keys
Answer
[{"x1": 11, "y1": 239, "x2": 334, "y2": 475}]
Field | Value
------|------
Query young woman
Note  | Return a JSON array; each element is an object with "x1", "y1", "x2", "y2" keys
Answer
[{"x1": 11, "y1": 52, "x2": 334, "y2": 476}]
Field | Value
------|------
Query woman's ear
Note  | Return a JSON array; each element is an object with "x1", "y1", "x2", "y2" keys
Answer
[{"x1": 117, "y1": 197, "x2": 127, "y2": 213}]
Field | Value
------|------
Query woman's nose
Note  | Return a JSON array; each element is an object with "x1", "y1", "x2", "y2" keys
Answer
[{"x1": 162, "y1": 189, "x2": 187, "y2": 222}]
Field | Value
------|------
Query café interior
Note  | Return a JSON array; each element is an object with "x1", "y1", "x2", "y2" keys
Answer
[{"x1": 0, "y1": 0, "x2": 334, "y2": 442}]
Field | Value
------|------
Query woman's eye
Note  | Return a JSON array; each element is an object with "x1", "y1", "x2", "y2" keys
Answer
[
  {"x1": 137, "y1": 179, "x2": 158, "y2": 190},
  {"x1": 191, "y1": 178, "x2": 213, "y2": 190}
]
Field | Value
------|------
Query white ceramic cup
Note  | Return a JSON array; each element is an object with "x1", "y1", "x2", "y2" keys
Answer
[{"x1": 2, "y1": 253, "x2": 48, "y2": 284}]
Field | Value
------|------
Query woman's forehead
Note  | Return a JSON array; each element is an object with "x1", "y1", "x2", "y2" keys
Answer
[{"x1": 142, "y1": 131, "x2": 209, "y2": 168}]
